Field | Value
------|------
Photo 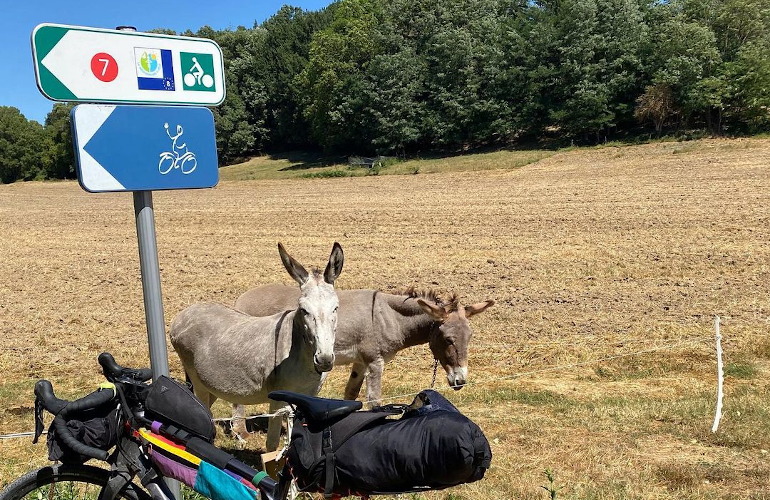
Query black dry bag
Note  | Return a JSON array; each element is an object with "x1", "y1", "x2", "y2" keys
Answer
[{"x1": 283, "y1": 389, "x2": 492, "y2": 497}]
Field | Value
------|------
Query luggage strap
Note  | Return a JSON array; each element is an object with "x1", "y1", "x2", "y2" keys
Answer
[
  {"x1": 322, "y1": 428, "x2": 333, "y2": 499},
  {"x1": 312, "y1": 406, "x2": 403, "y2": 497}
]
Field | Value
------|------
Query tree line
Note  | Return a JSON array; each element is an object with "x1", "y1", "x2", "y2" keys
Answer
[{"x1": 2, "y1": 0, "x2": 768, "y2": 183}]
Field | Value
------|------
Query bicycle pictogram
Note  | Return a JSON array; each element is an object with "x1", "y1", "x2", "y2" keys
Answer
[{"x1": 158, "y1": 122, "x2": 197, "y2": 175}]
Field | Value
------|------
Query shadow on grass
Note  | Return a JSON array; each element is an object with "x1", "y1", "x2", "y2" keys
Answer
[
  {"x1": 268, "y1": 151, "x2": 347, "y2": 171},
  {"x1": 267, "y1": 144, "x2": 551, "y2": 172}
]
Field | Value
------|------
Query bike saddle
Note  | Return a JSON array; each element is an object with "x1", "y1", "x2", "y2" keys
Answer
[{"x1": 268, "y1": 391, "x2": 362, "y2": 423}]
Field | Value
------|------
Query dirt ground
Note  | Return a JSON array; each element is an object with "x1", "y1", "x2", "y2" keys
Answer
[{"x1": 1, "y1": 138, "x2": 769, "y2": 499}]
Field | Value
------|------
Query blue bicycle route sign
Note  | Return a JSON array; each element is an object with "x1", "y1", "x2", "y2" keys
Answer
[{"x1": 71, "y1": 105, "x2": 219, "y2": 192}]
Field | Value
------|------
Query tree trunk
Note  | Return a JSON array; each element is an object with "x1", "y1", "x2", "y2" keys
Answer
[
  {"x1": 716, "y1": 107, "x2": 723, "y2": 135},
  {"x1": 706, "y1": 108, "x2": 712, "y2": 135}
]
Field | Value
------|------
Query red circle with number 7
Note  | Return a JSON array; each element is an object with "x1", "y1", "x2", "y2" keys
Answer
[{"x1": 90, "y1": 53, "x2": 118, "y2": 82}]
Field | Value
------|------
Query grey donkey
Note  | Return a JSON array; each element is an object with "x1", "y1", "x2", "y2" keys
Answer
[
  {"x1": 231, "y1": 285, "x2": 493, "y2": 437},
  {"x1": 169, "y1": 242, "x2": 344, "y2": 451}
]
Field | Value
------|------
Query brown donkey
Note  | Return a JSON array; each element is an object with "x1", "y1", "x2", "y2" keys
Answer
[{"x1": 232, "y1": 285, "x2": 493, "y2": 435}]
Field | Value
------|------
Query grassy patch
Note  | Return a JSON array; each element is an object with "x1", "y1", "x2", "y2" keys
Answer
[
  {"x1": 671, "y1": 143, "x2": 699, "y2": 155},
  {"x1": 594, "y1": 364, "x2": 653, "y2": 380},
  {"x1": 301, "y1": 169, "x2": 355, "y2": 179},
  {"x1": 725, "y1": 361, "x2": 758, "y2": 379},
  {"x1": 464, "y1": 387, "x2": 576, "y2": 413},
  {"x1": 590, "y1": 356, "x2": 705, "y2": 381}
]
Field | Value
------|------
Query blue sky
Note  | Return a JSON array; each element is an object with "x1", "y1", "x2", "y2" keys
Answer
[{"x1": 1, "y1": 1, "x2": 332, "y2": 123}]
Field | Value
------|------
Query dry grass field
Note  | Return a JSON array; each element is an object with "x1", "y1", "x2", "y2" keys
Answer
[{"x1": 1, "y1": 138, "x2": 769, "y2": 499}]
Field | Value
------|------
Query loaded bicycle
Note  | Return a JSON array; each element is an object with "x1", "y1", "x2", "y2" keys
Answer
[{"x1": 0, "y1": 354, "x2": 491, "y2": 500}]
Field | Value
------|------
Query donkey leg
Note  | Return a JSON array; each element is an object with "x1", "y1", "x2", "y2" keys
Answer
[
  {"x1": 365, "y1": 358, "x2": 385, "y2": 408},
  {"x1": 265, "y1": 399, "x2": 285, "y2": 452},
  {"x1": 344, "y1": 361, "x2": 367, "y2": 400},
  {"x1": 190, "y1": 376, "x2": 217, "y2": 408},
  {"x1": 231, "y1": 404, "x2": 249, "y2": 441}
]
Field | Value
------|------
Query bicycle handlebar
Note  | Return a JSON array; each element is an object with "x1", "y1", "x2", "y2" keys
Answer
[
  {"x1": 36, "y1": 353, "x2": 153, "y2": 462},
  {"x1": 51, "y1": 387, "x2": 116, "y2": 461}
]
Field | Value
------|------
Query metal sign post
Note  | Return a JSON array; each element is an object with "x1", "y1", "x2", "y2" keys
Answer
[{"x1": 133, "y1": 191, "x2": 169, "y2": 379}]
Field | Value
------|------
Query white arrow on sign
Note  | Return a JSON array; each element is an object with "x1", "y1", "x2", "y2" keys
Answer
[
  {"x1": 32, "y1": 24, "x2": 225, "y2": 106},
  {"x1": 72, "y1": 105, "x2": 124, "y2": 191}
]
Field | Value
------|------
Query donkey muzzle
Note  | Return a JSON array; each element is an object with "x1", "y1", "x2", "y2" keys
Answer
[
  {"x1": 447, "y1": 366, "x2": 468, "y2": 390},
  {"x1": 314, "y1": 353, "x2": 335, "y2": 373}
]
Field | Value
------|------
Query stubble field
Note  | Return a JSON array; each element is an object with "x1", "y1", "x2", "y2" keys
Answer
[{"x1": 1, "y1": 138, "x2": 769, "y2": 499}]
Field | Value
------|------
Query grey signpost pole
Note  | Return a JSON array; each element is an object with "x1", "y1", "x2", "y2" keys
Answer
[
  {"x1": 133, "y1": 191, "x2": 169, "y2": 380},
  {"x1": 133, "y1": 189, "x2": 179, "y2": 498},
  {"x1": 134, "y1": 182, "x2": 180, "y2": 500}
]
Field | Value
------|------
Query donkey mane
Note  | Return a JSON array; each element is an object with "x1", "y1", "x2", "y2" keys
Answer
[{"x1": 398, "y1": 286, "x2": 459, "y2": 311}]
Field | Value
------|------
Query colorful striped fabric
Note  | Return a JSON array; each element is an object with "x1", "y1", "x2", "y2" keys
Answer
[
  {"x1": 139, "y1": 428, "x2": 201, "y2": 466},
  {"x1": 194, "y1": 461, "x2": 258, "y2": 500},
  {"x1": 139, "y1": 428, "x2": 260, "y2": 500}
]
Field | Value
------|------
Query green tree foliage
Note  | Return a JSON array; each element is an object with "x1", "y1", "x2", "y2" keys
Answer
[
  {"x1": 547, "y1": 0, "x2": 648, "y2": 141},
  {"x1": 44, "y1": 103, "x2": 75, "y2": 179},
  {"x1": 205, "y1": 26, "x2": 269, "y2": 163},
  {"x1": 6, "y1": 0, "x2": 770, "y2": 183},
  {"x1": 260, "y1": 6, "x2": 334, "y2": 148},
  {"x1": 298, "y1": 0, "x2": 385, "y2": 150},
  {"x1": 0, "y1": 107, "x2": 47, "y2": 183},
  {"x1": 726, "y1": 40, "x2": 770, "y2": 130}
]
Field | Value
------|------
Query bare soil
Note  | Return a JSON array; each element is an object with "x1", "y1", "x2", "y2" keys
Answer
[{"x1": 1, "y1": 138, "x2": 769, "y2": 499}]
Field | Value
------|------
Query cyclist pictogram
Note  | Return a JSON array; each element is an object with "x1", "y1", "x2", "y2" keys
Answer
[
  {"x1": 158, "y1": 122, "x2": 197, "y2": 175},
  {"x1": 180, "y1": 52, "x2": 216, "y2": 92}
]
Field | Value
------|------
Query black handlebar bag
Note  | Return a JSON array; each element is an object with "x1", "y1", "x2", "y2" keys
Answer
[
  {"x1": 283, "y1": 390, "x2": 492, "y2": 497},
  {"x1": 43, "y1": 405, "x2": 120, "y2": 464},
  {"x1": 144, "y1": 376, "x2": 216, "y2": 442}
]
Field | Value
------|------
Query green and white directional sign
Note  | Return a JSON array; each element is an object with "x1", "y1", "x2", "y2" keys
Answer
[{"x1": 32, "y1": 24, "x2": 225, "y2": 105}]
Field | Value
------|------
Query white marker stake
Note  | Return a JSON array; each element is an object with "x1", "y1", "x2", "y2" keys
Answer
[{"x1": 712, "y1": 316, "x2": 724, "y2": 433}]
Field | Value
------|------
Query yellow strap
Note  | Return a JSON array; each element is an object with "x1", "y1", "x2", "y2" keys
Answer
[
  {"x1": 98, "y1": 382, "x2": 116, "y2": 398},
  {"x1": 139, "y1": 428, "x2": 202, "y2": 466}
]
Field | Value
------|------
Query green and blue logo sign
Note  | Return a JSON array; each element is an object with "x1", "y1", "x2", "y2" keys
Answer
[{"x1": 135, "y1": 48, "x2": 175, "y2": 91}]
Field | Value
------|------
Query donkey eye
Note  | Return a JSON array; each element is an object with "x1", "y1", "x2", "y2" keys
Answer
[{"x1": 299, "y1": 308, "x2": 308, "y2": 316}]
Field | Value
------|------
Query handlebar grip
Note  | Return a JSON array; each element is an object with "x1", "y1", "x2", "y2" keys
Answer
[
  {"x1": 98, "y1": 352, "x2": 153, "y2": 382},
  {"x1": 52, "y1": 388, "x2": 116, "y2": 462},
  {"x1": 63, "y1": 386, "x2": 116, "y2": 413},
  {"x1": 135, "y1": 368, "x2": 153, "y2": 382},
  {"x1": 98, "y1": 352, "x2": 123, "y2": 379},
  {"x1": 35, "y1": 380, "x2": 69, "y2": 415}
]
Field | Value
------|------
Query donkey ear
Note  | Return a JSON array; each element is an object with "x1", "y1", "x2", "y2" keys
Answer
[
  {"x1": 278, "y1": 243, "x2": 309, "y2": 285},
  {"x1": 417, "y1": 299, "x2": 446, "y2": 321},
  {"x1": 324, "y1": 242, "x2": 344, "y2": 284},
  {"x1": 465, "y1": 300, "x2": 495, "y2": 318}
]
